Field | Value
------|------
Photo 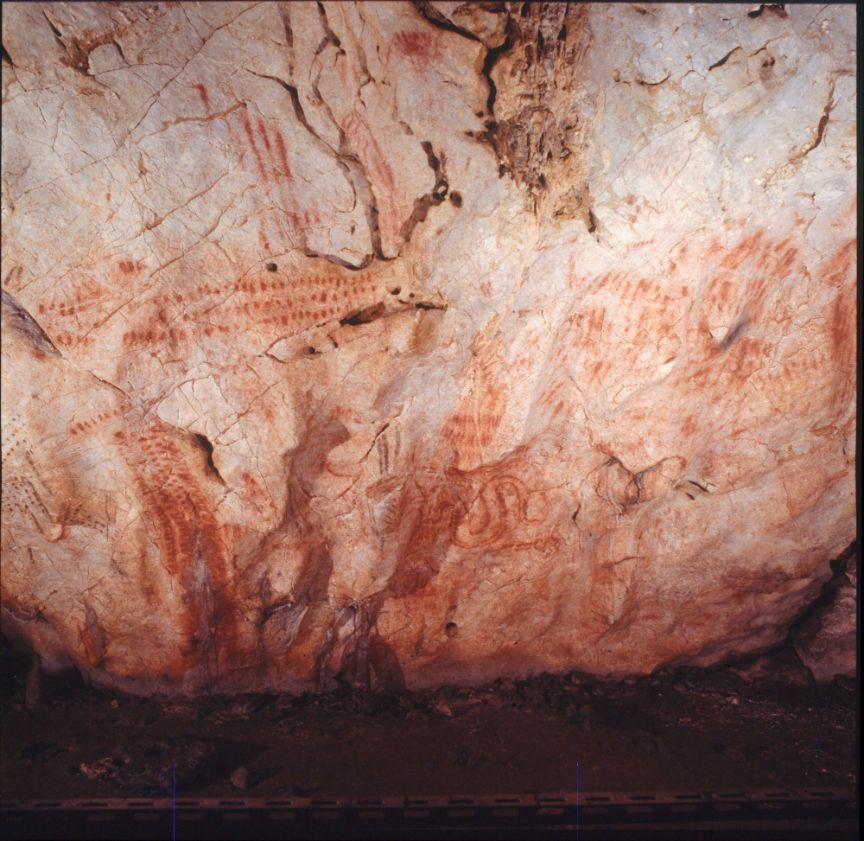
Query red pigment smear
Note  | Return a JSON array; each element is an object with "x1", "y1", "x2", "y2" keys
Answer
[
  {"x1": 195, "y1": 83, "x2": 210, "y2": 111},
  {"x1": 274, "y1": 130, "x2": 292, "y2": 179},
  {"x1": 240, "y1": 106, "x2": 268, "y2": 180}
]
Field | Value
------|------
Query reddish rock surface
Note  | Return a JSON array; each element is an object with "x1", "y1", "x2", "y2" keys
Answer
[{"x1": 1, "y1": 2, "x2": 856, "y2": 695}]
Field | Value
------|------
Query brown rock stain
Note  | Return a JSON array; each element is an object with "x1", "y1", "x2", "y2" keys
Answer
[
  {"x1": 392, "y1": 30, "x2": 442, "y2": 72},
  {"x1": 118, "y1": 423, "x2": 238, "y2": 683},
  {"x1": 828, "y1": 285, "x2": 856, "y2": 407},
  {"x1": 195, "y1": 82, "x2": 210, "y2": 112}
]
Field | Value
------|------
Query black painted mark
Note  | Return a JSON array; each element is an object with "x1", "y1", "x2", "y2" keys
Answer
[{"x1": 718, "y1": 315, "x2": 749, "y2": 351}]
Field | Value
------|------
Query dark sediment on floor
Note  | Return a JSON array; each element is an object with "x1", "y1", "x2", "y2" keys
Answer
[{"x1": 0, "y1": 641, "x2": 856, "y2": 800}]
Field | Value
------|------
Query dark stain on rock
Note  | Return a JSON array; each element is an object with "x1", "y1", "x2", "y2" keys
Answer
[
  {"x1": 478, "y1": 4, "x2": 595, "y2": 225},
  {"x1": 80, "y1": 603, "x2": 106, "y2": 669},
  {"x1": 368, "y1": 635, "x2": 406, "y2": 692},
  {"x1": 1, "y1": 290, "x2": 61, "y2": 359},
  {"x1": 747, "y1": 4, "x2": 787, "y2": 19},
  {"x1": 717, "y1": 315, "x2": 749, "y2": 352},
  {"x1": 339, "y1": 301, "x2": 386, "y2": 326}
]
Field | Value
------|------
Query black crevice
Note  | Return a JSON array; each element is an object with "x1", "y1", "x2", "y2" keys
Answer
[
  {"x1": 339, "y1": 302, "x2": 386, "y2": 327},
  {"x1": 399, "y1": 140, "x2": 449, "y2": 244},
  {"x1": 268, "y1": 75, "x2": 317, "y2": 138},
  {"x1": 829, "y1": 541, "x2": 856, "y2": 576},
  {"x1": 708, "y1": 46, "x2": 740, "y2": 71},
  {"x1": 315, "y1": 1, "x2": 342, "y2": 49},
  {"x1": 809, "y1": 96, "x2": 834, "y2": 154},
  {"x1": 747, "y1": 4, "x2": 787, "y2": 19},
  {"x1": 783, "y1": 541, "x2": 856, "y2": 652},
  {"x1": 411, "y1": 0, "x2": 482, "y2": 43},
  {"x1": 41, "y1": 10, "x2": 65, "y2": 43},
  {"x1": 793, "y1": 81, "x2": 835, "y2": 162},
  {"x1": 481, "y1": 18, "x2": 517, "y2": 115},
  {"x1": 192, "y1": 433, "x2": 225, "y2": 485},
  {"x1": 247, "y1": 70, "x2": 380, "y2": 270}
]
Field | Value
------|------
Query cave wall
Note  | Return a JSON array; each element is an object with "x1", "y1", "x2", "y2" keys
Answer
[{"x1": 0, "y1": 2, "x2": 856, "y2": 695}]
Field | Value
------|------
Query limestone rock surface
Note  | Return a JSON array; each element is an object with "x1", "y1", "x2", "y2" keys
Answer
[
  {"x1": 794, "y1": 555, "x2": 857, "y2": 683},
  {"x1": 1, "y1": 2, "x2": 856, "y2": 695}
]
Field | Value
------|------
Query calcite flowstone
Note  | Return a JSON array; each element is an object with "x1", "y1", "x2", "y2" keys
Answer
[{"x1": 1, "y1": 2, "x2": 856, "y2": 695}]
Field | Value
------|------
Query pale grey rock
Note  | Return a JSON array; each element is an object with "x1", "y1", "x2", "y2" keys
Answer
[{"x1": 0, "y1": 3, "x2": 856, "y2": 696}]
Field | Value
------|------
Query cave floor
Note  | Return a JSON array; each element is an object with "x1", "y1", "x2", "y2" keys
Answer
[{"x1": 0, "y1": 645, "x2": 856, "y2": 801}]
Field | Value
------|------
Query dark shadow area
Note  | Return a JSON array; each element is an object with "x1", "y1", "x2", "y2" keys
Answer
[{"x1": 1, "y1": 637, "x2": 856, "y2": 799}]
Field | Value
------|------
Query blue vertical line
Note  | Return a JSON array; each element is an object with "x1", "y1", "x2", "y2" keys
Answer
[
  {"x1": 576, "y1": 761, "x2": 580, "y2": 841},
  {"x1": 172, "y1": 764, "x2": 177, "y2": 841}
]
